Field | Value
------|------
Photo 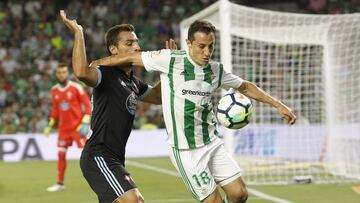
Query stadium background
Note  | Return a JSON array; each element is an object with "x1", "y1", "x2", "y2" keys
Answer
[
  {"x1": 1, "y1": 0, "x2": 360, "y2": 203},
  {"x1": 1, "y1": 0, "x2": 360, "y2": 133}
]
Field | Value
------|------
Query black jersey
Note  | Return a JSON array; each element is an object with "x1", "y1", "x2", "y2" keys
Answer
[{"x1": 81, "y1": 66, "x2": 149, "y2": 165}]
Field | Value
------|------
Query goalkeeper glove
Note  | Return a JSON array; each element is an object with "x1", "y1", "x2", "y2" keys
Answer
[
  {"x1": 77, "y1": 114, "x2": 90, "y2": 137},
  {"x1": 44, "y1": 118, "x2": 55, "y2": 137}
]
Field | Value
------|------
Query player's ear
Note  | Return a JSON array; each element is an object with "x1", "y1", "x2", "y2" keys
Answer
[
  {"x1": 186, "y1": 39, "x2": 192, "y2": 48},
  {"x1": 109, "y1": 45, "x2": 118, "y2": 55}
]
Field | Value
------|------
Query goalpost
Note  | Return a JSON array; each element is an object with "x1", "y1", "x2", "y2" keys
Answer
[{"x1": 180, "y1": 0, "x2": 360, "y2": 184}]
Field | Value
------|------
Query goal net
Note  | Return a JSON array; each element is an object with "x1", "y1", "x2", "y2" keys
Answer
[{"x1": 180, "y1": 0, "x2": 360, "y2": 184}]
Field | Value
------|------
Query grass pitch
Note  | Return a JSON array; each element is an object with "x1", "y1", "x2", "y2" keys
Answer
[{"x1": 0, "y1": 157, "x2": 359, "y2": 203}]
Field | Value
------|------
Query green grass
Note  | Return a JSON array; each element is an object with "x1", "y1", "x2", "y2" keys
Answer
[{"x1": 0, "y1": 157, "x2": 359, "y2": 203}]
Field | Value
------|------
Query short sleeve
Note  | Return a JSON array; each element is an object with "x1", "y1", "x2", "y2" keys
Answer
[
  {"x1": 141, "y1": 49, "x2": 171, "y2": 73},
  {"x1": 94, "y1": 67, "x2": 102, "y2": 87},
  {"x1": 221, "y1": 66, "x2": 244, "y2": 90},
  {"x1": 95, "y1": 66, "x2": 111, "y2": 89},
  {"x1": 138, "y1": 85, "x2": 152, "y2": 101},
  {"x1": 133, "y1": 76, "x2": 151, "y2": 100}
]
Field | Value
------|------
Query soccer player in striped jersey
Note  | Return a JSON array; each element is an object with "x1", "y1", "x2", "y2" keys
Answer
[{"x1": 91, "y1": 20, "x2": 296, "y2": 203}]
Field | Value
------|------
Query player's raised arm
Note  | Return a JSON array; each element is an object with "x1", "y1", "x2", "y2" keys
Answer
[
  {"x1": 238, "y1": 80, "x2": 296, "y2": 125},
  {"x1": 60, "y1": 10, "x2": 98, "y2": 87}
]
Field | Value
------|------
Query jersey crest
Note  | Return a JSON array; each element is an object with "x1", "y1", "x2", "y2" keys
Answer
[
  {"x1": 126, "y1": 92, "x2": 138, "y2": 115},
  {"x1": 60, "y1": 101, "x2": 70, "y2": 111},
  {"x1": 150, "y1": 50, "x2": 162, "y2": 57}
]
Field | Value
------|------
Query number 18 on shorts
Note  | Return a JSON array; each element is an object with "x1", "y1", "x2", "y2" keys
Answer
[{"x1": 169, "y1": 138, "x2": 242, "y2": 201}]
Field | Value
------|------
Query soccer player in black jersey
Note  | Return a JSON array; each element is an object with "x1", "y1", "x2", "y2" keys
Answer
[{"x1": 60, "y1": 10, "x2": 177, "y2": 203}]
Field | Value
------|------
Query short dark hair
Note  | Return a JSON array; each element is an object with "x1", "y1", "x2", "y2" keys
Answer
[
  {"x1": 105, "y1": 24, "x2": 135, "y2": 54},
  {"x1": 57, "y1": 63, "x2": 68, "y2": 69},
  {"x1": 188, "y1": 20, "x2": 216, "y2": 42}
]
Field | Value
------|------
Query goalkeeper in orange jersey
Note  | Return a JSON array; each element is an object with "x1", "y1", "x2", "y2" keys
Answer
[{"x1": 44, "y1": 63, "x2": 91, "y2": 192}]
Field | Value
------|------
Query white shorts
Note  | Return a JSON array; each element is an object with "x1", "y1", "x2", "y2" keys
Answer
[{"x1": 169, "y1": 138, "x2": 242, "y2": 201}]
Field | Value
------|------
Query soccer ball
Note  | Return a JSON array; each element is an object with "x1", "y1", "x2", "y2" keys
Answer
[{"x1": 216, "y1": 92, "x2": 253, "y2": 129}]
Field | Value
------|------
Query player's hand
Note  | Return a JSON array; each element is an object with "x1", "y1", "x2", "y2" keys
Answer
[
  {"x1": 166, "y1": 38, "x2": 178, "y2": 50},
  {"x1": 89, "y1": 59, "x2": 105, "y2": 68},
  {"x1": 76, "y1": 114, "x2": 91, "y2": 137},
  {"x1": 275, "y1": 102, "x2": 296, "y2": 125},
  {"x1": 44, "y1": 118, "x2": 55, "y2": 137},
  {"x1": 43, "y1": 126, "x2": 52, "y2": 137},
  {"x1": 89, "y1": 59, "x2": 102, "y2": 68},
  {"x1": 60, "y1": 10, "x2": 83, "y2": 34},
  {"x1": 77, "y1": 123, "x2": 90, "y2": 137}
]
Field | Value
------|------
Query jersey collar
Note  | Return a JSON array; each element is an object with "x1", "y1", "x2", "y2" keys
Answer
[
  {"x1": 56, "y1": 80, "x2": 71, "y2": 92},
  {"x1": 117, "y1": 68, "x2": 134, "y2": 81}
]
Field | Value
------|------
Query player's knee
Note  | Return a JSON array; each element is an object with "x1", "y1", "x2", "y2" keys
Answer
[
  {"x1": 134, "y1": 189, "x2": 145, "y2": 203},
  {"x1": 115, "y1": 189, "x2": 144, "y2": 203},
  {"x1": 114, "y1": 196, "x2": 144, "y2": 203},
  {"x1": 202, "y1": 189, "x2": 222, "y2": 203},
  {"x1": 137, "y1": 194, "x2": 145, "y2": 203},
  {"x1": 227, "y1": 186, "x2": 248, "y2": 203},
  {"x1": 127, "y1": 196, "x2": 144, "y2": 203}
]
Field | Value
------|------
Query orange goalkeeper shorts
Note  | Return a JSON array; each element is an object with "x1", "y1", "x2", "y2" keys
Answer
[{"x1": 58, "y1": 130, "x2": 86, "y2": 148}]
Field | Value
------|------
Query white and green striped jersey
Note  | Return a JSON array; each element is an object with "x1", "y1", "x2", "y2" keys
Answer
[{"x1": 141, "y1": 49, "x2": 243, "y2": 150}]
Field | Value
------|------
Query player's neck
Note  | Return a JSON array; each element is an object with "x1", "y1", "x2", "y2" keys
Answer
[
  {"x1": 59, "y1": 80, "x2": 69, "y2": 87},
  {"x1": 187, "y1": 52, "x2": 207, "y2": 67}
]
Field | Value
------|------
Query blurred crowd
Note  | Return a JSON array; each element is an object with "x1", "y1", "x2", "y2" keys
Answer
[
  {"x1": 0, "y1": 0, "x2": 217, "y2": 134},
  {"x1": 303, "y1": 0, "x2": 360, "y2": 14},
  {"x1": 0, "y1": 0, "x2": 358, "y2": 134}
]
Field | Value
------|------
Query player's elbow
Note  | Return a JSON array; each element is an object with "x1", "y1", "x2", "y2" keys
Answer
[
  {"x1": 153, "y1": 86, "x2": 162, "y2": 105},
  {"x1": 238, "y1": 80, "x2": 250, "y2": 94},
  {"x1": 153, "y1": 97, "x2": 162, "y2": 105},
  {"x1": 150, "y1": 94, "x2": 162, "y2": 105},
  {"x1": 143, "y1": 92, "x2": 162, "y2": 105},
  {"x1": 73, "y1": 68, "x2": 88, "y2": 81}
]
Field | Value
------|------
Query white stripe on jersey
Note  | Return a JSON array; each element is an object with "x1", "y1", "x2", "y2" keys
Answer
[{"x1": 69, "y1": 81, "x2": 85, "y2": 95}]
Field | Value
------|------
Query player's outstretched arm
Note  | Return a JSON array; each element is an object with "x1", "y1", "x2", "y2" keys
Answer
[
  {"x1": 89, "y1": 52, "x2": 144, "y2": 68},
  {"x1": 90, "y1": 38, "x2": 176, "y2": 69},
  {"x1": 60, "y1": 10, "x2": 98, "y2": 87},
  {"x1": 238, "y1": 80, "x2": 296, "y2": 125}
]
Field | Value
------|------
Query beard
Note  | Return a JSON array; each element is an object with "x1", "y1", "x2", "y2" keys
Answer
[{"x1": 57, "y1": 79, "x2": 68, "y2": 86}]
